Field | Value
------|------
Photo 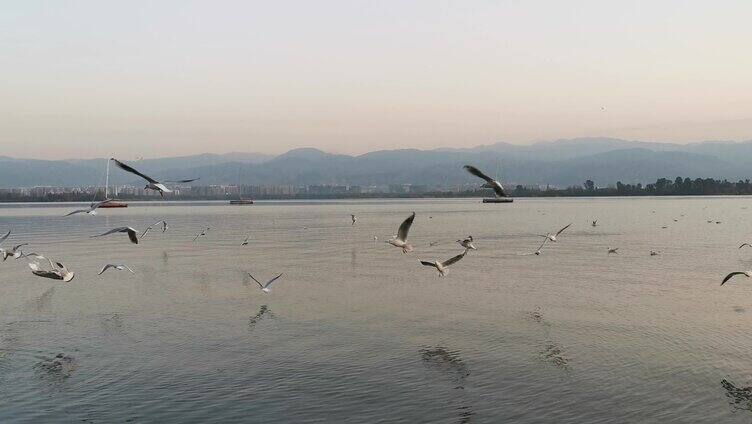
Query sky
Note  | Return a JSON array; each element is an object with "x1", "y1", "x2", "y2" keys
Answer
[{"x1": 2, "y1": 0, "x2": 751, "y2": 159}]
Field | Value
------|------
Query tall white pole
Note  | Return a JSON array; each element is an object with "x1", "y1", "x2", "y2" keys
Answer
[{"x1": 105, "y1": 159, "x2": 110, "y2": 199}]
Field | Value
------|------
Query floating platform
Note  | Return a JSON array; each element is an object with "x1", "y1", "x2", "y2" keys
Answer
[
  {"x1": 99, "y1": 201, "x2": 128, "y2": 208},
  {"x1": 229, "y1": 199, "x2": 254, "y2": 205},
  {"x1": 482, "y1": 197, "x2": 513, "y2": 203}
]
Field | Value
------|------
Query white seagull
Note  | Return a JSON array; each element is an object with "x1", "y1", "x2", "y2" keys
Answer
[
  {"x1": 419, "y1": 250, "x2": 467, "y2": 276},
  {"x1": 457, "y1": 236, "x2": 476, "y2": 250},
  {"x1": 463, "y1": 165, "x2": 507, "y2": 198},
  {"x1": 351, "y1": 214, "x2": 357, "y2": 225},
  {"x1": 591, "y1": 220, "x2": 598, "y2": 227},
  {"x1": 387, "y1": 212, "x2": 415, "y2": 253},
  {"x1": 111, "y1": 158, "x2": 196, "y2": 197},
  {"x1": 28, "y1": 256, "x2": 74, "y2": 282},
  {"x1": 193, "y1": 227, "x2": 210, "y2": 242},
  {"x1": 64, "y1": 199, "x2": 113, "y2": 217},
  {"x1": 650, "y1": 250, "x2": 659, "y2": 256},
  {"x1": 141, "y1": 220, "x2": 168, "y2": 237},
  {"x1": 98, "y1": 264, "x2": 135, "y2": 275},
  {"x1": 1, "y1": 243, "x2": 29, "y2": 260},
  {"x1": 539, "y1": 223, "x2": 572, "y2": 242},
  {"x1": 241, "y1": 236, "x2": 250, "y2": 246},
  {"x1": 722, "y1": 271, "x2": 752, "y2": 286},
  {"x1": 91, "y1": 227, "x2": 139, "y2": 244},
  {"x1": 740, "y1": 243, "x2": 752, "y2": 249},
  {"x1": 607, "y1": 247, "x2": 619, "y2": 254},
  {"x1": 248, "y1": 272, "x2": 284, "y2": 293}
]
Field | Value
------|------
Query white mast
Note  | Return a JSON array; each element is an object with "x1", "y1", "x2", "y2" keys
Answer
[{"x1": 105, "y1": 158, "x2": 110, "y2": 199}]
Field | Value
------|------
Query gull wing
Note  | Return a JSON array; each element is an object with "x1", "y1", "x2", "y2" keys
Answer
[
  {"x1": 740, "y1": 243, "x2": 752, "y2": 249},
  {"x1": 247, "y1": 273, "x2": 265, "y2": 289},
  {"x1": 126, "y1": 228, "x2": 139, "y2": 244},
  {"x1": 555, "y1": 223, "x2": 573, "y2": 236},
  {"x1": 165, "y1": 178, "x2": 199, "y2": 183},
  {"x1": 111, "y1": 158, "x2": 158, "y2": 184},
  {"x1": 397, "y1": 212, "x2": 416, "y2": 241},
  {"x1": 64, "y1": 209, "x2": 88, "y2": 217},
  {"x1": 722, "y1": 272, "x2": 748, "y2": 285},
  {"x1": 536, "y1": 237, "x2": 548, "y2": 251},
  {"x1": 91, "y1": 227, "x2": 131, "y2": 238},
  {"x1": 98, "y1": 264, "x2": 116, "y2": 275},
  {"x1": 93, "y1": 199, "x2": 114, "y2": 208},
  {"x1": 441, "y1": 250, "x2": 467, "y2": 267},
  {"x1": 419, "y1": 260, "x2": 437, "y2": 268},
  {"x1": 263, "y1": 273, "x2": 284, "y2": 289},
  {"x1": 0, "y1": 230, "x2": 9, "y2": 245},
  {"x1": 463, "y1": 165, "x2": 494, "y2": 183}
]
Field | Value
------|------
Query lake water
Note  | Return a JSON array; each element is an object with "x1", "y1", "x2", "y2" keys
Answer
[{"x1": 2, "y1": 197, "x2": 752, "y2": 423}]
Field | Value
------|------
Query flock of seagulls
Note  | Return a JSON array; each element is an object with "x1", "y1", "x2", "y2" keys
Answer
[{"x1": 7, "y1": 160, "x2": 751, "y2": 294}]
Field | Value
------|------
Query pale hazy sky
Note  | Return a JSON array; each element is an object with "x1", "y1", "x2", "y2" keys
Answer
[{"x1": 2, "y1": 0, "x2": 751, "y2": 159}]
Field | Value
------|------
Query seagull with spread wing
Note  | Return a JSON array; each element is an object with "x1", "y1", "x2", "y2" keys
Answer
[
  {"x1": 248, "y1": 272, "x2": 284, "y2": 293},
  {"x1": 463, "y1": 165, "x2": 507, "y2": 198},
  {"x1": 457, "y1": 236, "x2": 476, "y2": 250},
  {"x1": 28, "y1": 256, "x2": 74, "y2": 282},
  {"x1": 740, "y1": 243, "x2": 752, "y2": 249},
  {"x1": 1, "y1": 243, "x2": 29, "y2": 260},
  {"x1": 110, "y1": 158, "x2": 196, "y2": 197},
  {"x1": 538, "y1": 223, "x2": 572, "y2": 242},
  {"x1": 193, "y1": 227, "x2": 210, "y2": 242},
  {"x1": 64, "y1": 199, "x2": 113, "y2": 217},
  {"x1": 98, "y1": 264, "x2": 135, "y2": 275},
  {"x1": 351, "y1": 214, "x2": 357, "y2": 225},
  {"x1": 419, "y1": 250, "x2": 467, "y2": 276},
  {"x1": 91, "y1": 227, "x2": 139, "y2": 244},
  {"x1": 141, "y1": 220, "x2": 168, "y2": 237},
  {"x1": 387, "y1": 212, "x2": 415, "y2": 253}
]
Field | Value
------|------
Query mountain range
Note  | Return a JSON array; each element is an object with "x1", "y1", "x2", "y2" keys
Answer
[{"x1": 2, "y1": 138, "x2": 752, "y2": 189}]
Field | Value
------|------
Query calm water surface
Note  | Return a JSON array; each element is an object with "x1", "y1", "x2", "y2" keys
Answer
[{"x1": 2, "y1": 197, "x2": 752, "y2": 423}]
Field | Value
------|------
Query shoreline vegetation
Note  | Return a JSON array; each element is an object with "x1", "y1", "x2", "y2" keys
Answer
[{"x1": 3, "y1": 177, "x2": 752, "y2": 202}]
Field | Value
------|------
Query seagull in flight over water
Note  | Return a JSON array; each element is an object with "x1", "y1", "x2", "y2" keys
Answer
[
  {"x1": 591, "y1": 220, "x2": 598, "y2": 227},
  {"x1": 739, "y1": 243, "x2": 752, "y2": 249},
  {"x1": 141, "y1": 220, "x2": 168, "y2": 237},
  {"x1": 387, "y1": 212, "x2": 415, "y2": 253},
  {"x1": 722, "y1": 271, "x2": 752, "y2": 286},
  {"x1": 241, "y1": 236, "x2": 249, "y2": 246},
  {"x1": 64, "y1": 199, "x2": 113, "y2": 217},
  {"x1": 28, "y1": 256, "x2": 74, "y2": 282},
  {"x1": 248, "y1": 273, "x2": 284, "y2": 293},
  {"x1": 457, "y1": 236, "x2": 476, "y2": 250},
  {"x1": 419, "y1": 250, "x2": 467, "y2": 276},
  {"x1": 351, "y1": 214, "x2": 357, "y2": 225},
  {"x1": 193, "y1": 227, "x2": 210, "y2": 242},
  {"x1": 1, "y1": 243, "x2": 29, "y2": 260},
  {"x1": 91, "y1": 227, "x2": 139, "y2": 244},
  {"x1": 539, "y1": 223, "x2": 572, "y2": 242},
  {"x1": 110, "y1": 158, "x2": 197, "y2": 197},
  {"x1": 463, "y1": 165, "x2": 507, "y2": 198},
  {"x1": 98, "y1": 264, "x2": 135, "y2": 275}
]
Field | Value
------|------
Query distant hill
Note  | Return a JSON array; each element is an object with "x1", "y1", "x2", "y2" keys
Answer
[{"x1": 2, "y1": 138, "x2": 752, "y2": 188}]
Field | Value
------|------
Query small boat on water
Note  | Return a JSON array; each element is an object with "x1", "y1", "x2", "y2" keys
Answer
[
  {"x1": 482, "y1": 197, "x2": 513, "y2": 203},
  {"x1": 229, "y1": 198, "x2": 254, "y2": 205},
  {"x1": 102, "y1": 159, "x2": 127, "y2": 207}
]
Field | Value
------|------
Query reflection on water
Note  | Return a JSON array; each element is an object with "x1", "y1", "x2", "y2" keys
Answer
[
  {"x1": 722, "y1": 379, "x2": 752, "y2": 412},
  {"x1": 248, "y1": 305, "x2": 273, "y2": 329},
  {"x1": 540, "y1": 341, "x2": 569, "y2": 370},
  {"x1": 420, "y1": 346, "x2": 470, "y2": 388},
  {"x1": 34, "y1": 353, "x2": 78, "y2": 383},
  {"x1": 25, "y1": 286, "x2": 55, "y2": 313}
]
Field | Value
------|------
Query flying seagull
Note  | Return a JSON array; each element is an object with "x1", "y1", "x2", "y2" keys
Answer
[
  {"x1": 98, "y1": 264, "x2": 135, "y2": 275},
  {"x1": 64, "y1": 199, "x2": 113, "y2": 217},
  {"x1": 463, "y1": 165, "x2": 507, "y2": 198},
  {"x1": 141, "y1": 220, "x2": 168, "y2": 237},
  {"x1": 457, "y1": 236, "x2": 476, "y2": 250},
  {"x1": 607, "y1": 247, "x2": 619, "y2": 254},
  {"x1": 28, "y1": 256, "x2": 74, "y2": 282},
  {"x1": 722, "y1": 271, "x2": 752, "y2": 286},
  {"x1": 351, "y1": 214, "x2": 357, "y2": 225},
  {"x1": 539, "y1": 223, "x2": 572, "y2": 242},
  {"x1": 387, "y1": 212, "x2": 415, "y2": 253},
  {"x1": 241, "y1": 236, "x2": 249, "y2": 246},
  {"x1": 419, "y1": 250, "x2": 467, "y2": 276},
  {"x1": 248, "y1": 272, "x2": 284, "y2": 293},
  {"x1": 91, "y1": 227, "x2": 139, "y2": 244},
  {"x1": 111, "y1": 158, "x2": 195, "y2": 197},
  {"x1": 650, "y1": 250, "x2": 659, "y2": 256},
  {"x1": 1, "y1": 243, "x2": 28, "y2": 260},
  {"x1": 193, "y1": 227, "x2": 210, "y2": 242},
  {"x1": 591, "y1": 220, "x2": 598, "y2": 227},
  {"x1": 740, "y1": 243, "x2": 752, "y2": 249}
]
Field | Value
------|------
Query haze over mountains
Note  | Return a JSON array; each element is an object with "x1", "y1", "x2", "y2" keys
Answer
[{"x1": 2, "y1": 138, "x2": 752, "y2": 189}]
